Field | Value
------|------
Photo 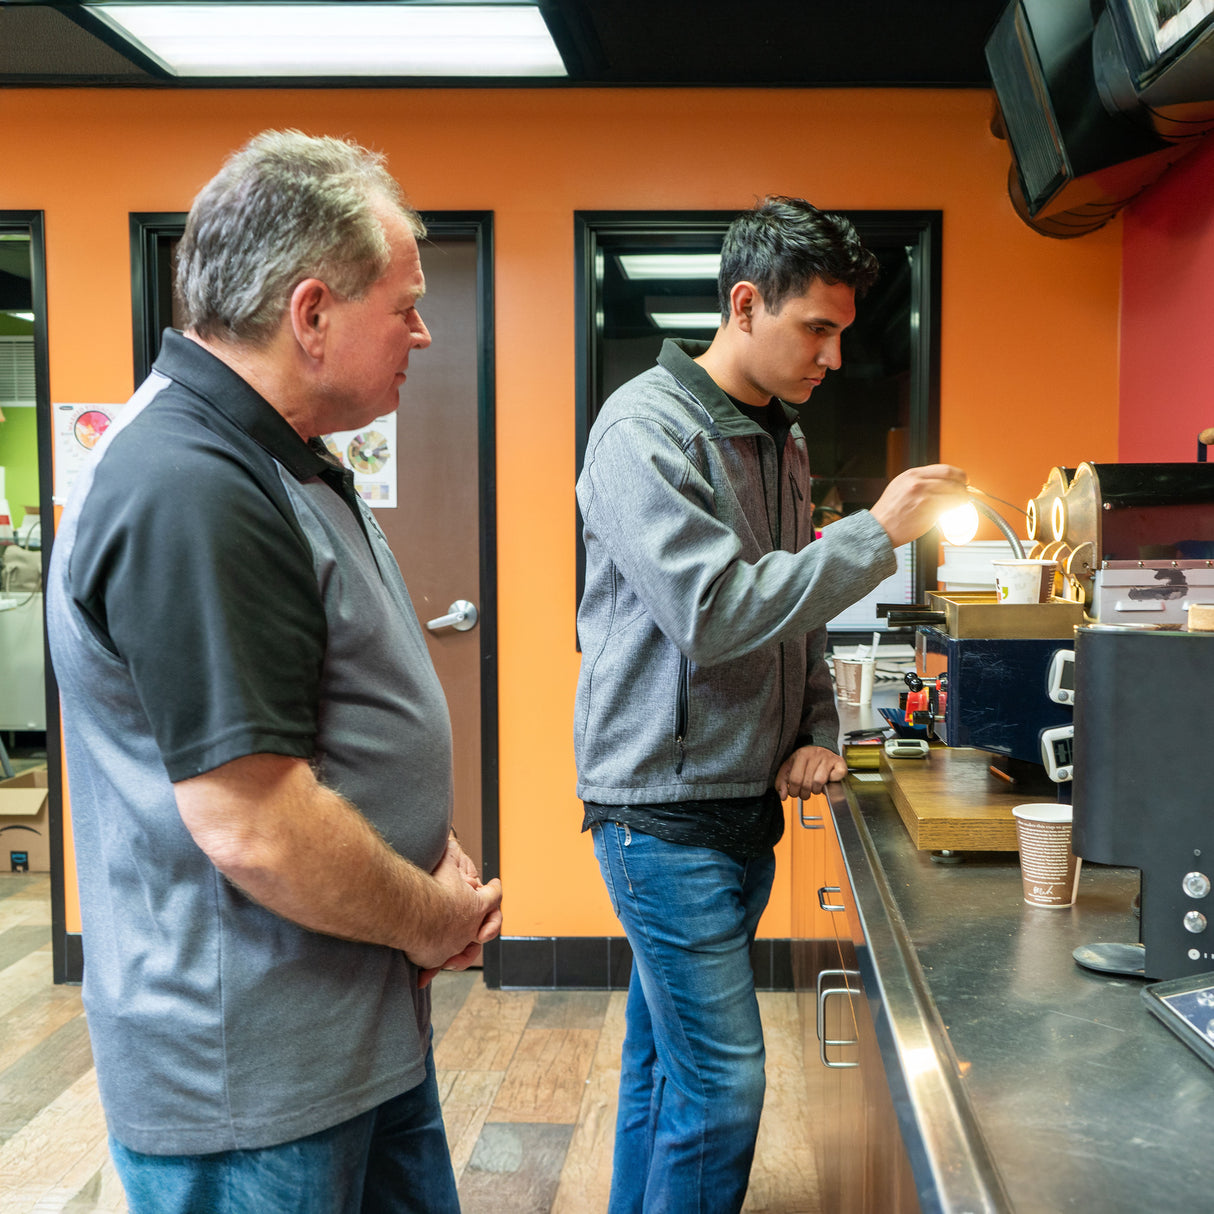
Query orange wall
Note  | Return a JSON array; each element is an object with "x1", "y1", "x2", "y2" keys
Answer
[{"x1": 1, "y1": 87, "x2": 1123, "y2": 938}]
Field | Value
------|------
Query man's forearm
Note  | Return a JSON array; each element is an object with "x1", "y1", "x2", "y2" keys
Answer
[{"x1": 174, "y1": 753, "x2": 490, "y2": 968}]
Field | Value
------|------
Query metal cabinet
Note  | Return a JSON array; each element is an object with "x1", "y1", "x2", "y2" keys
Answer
[
  {"x1": 0, "y1": 590, "x2": 46, "y2": 730},
  {"x1": 792, "y1": 791, "x2": 921, "y2": 1214}
]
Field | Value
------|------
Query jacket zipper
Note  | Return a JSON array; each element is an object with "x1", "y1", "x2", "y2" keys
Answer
[
  {"x1": 778, "y1": 448, "x2": 804, "y2": 765},
  {"x1": 761, "y1": 431, "x2": 793, "y2": 769},
  {"x1": 755, "y1": 435, "x2": 781, "y2": 550},
  {"x1": 778, "y1": 440, "x2": 786, "y2": 766},
  {"x1": 790, "y1": 468, "x2": 803, "y2": 551},
  {"x1": 675, "y1": 652, "x2": 689, "y2": 774}
]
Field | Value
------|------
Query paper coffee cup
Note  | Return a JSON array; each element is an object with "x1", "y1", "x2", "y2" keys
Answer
[
  {"x1": 992, "y1": 559, "x2": 1057, "y2": 604},
  {"x1": 1011, "y1": 803, "x2": 1081, "y2": 908},
  {"x1": 833, "y1": 656, "x2": 875, "y2": 706}
]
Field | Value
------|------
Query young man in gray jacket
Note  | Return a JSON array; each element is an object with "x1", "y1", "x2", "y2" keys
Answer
[{"x1": 575, "y1": 196, "x2": 967, "y2": 1213}]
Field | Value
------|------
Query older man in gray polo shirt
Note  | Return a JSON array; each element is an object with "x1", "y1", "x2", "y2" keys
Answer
[{"x1": 47, "y1": 130, "x2": 501, "y2": 1213}]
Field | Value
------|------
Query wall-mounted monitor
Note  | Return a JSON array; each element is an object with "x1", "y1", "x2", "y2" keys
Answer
[
  {"x1": 985, "y1": 0, "x2": 1214, "y2": 237},
  {"x1": 1096, "y1": 0, "x2": 1214, "y2": 137},
  {"x1": 1110, "y1": 0, "x2": 1213, "y2": 79}
]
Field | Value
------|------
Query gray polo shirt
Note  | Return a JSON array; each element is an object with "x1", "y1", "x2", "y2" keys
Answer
[{"x1": 46, "y1": 330, "x2": 453, "y2": 1155}]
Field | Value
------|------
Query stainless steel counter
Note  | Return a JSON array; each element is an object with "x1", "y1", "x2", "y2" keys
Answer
[{"x1": 826, "y1": 773, "x2": 1214, "y2": 1214}]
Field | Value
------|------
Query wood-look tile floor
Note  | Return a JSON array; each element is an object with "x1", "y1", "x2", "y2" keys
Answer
[{"x1": 0, "y1": 873, "x2": 820, "y2": 1212}]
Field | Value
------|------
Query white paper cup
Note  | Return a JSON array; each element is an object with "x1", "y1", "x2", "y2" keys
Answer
[
  {"x1": 992, "y1": 558, "x2": 1057, "y2": 604},
  {"x1": 834, "y1": 656, "x2": 875, "y2": 706},
  {"x1": 1011, "y1": 803, "x2": 1081, "y2": 907}
]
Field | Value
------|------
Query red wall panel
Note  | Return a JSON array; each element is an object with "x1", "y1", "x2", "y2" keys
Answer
[{"x1": 1120, "y1": 135, "x2": 1214, "y2": 461}]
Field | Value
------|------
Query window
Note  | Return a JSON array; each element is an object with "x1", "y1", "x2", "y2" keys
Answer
[{"x1": 575, "y1": 210, "x2": 942, "y2": 637}]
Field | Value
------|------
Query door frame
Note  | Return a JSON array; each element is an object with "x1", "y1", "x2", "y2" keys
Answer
[
  {"x1": 77, "y1": 210, "x2": 502, "y2": 981},
  {"x1": 0, "y1": 211, "x2": 72, "y2": 981}
]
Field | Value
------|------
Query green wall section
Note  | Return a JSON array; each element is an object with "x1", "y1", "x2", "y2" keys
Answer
[
  {"x1": 1, "y1": 299, "x2": 39, "y2": 529},
  {"x1": 0, "y1": 404, "x2": 39, "y2": 529}
]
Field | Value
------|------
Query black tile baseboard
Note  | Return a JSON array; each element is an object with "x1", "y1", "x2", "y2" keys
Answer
[
  {"x1": 492, "y1": 936, "x2": 794, "y2": 991},
  {"x1": 62, "y1": 929, "x2": 794, "y2": 991},
  {"x1": 62, "y1": 930, "x2": 793, "y2": 991},
  {"x1": 63, "y1": 931, "x2": 83, "y2": 983}
]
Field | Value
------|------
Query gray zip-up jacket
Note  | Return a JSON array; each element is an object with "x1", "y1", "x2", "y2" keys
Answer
[{"x1": 574, "y1": 338, "x2": 896, "y2": 804}]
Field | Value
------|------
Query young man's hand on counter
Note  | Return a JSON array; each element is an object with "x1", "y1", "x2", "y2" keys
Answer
[{"x1": 776, "y1": 745, "x2": 849, "y2": 799}]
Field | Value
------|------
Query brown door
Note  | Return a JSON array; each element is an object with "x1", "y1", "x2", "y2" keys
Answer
[
  {"x1": 372, "y1": 231, "x2": 487, "y2": 872},
  {"x1": 46, "y1": 215, "x2": 498, "y2": 989}
]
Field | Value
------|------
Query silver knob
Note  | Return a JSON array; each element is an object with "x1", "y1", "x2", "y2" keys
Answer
[
  {"x1": 425, "y1": 600, "x2": 479, "y2": 633},
  {"x1": 1184, "y1": 911, "x2": 1208, "y2": 934},
  {"x1": 1184, "y1": 872, "x2": 1212, "y2": 899}
]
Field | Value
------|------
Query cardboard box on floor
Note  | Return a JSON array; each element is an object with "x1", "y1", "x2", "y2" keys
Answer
[{"x1": 0, "y1": 768, "x2": 50, "y2": 872}]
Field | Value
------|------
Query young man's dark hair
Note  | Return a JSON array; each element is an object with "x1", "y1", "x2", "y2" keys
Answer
[{"x1": 717, "y1": 195, "x2": 880, "y2": 321}]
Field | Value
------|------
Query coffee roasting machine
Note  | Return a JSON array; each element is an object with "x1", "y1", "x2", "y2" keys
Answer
[{"x1": 890, "y1": 451, "x2": 1214, "y2": 981}]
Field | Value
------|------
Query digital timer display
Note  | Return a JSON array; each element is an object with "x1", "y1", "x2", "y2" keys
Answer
[
  {"x1": 1051, "y1": 733, "x2": 1073, "y2": 767},
  {"x1": 1040, "y1": 724, "x2": 1075, "y2": 782},
  {"x1": 1047, "y1": 649, "x2": 1076, "y2": 705}
]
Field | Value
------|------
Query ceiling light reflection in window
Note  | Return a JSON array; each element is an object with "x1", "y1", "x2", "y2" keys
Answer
[
  {"x1": 646, "y1": 311, "x2": 722, "y2": 331},
  {"x1": 619, "y1": 253, "x2": 721, "y2": 281}
]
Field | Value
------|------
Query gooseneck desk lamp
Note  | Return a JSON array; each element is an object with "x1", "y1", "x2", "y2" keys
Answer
[
  {"x1": 937, "y1": 492, "x2": 1026, "y2": 559},
  {"x1": 878, "y1": 490, "x2": 1027, "y2": 633}
]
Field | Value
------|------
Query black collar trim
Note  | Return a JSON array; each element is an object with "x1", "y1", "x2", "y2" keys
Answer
[{"x1": 152, "y1": 330, "x2": 330, "y2": 482}]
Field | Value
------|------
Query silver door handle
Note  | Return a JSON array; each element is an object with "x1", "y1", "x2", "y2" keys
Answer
[{"x1": 425, "y1": 600, "x2": 479, "y2": 632}]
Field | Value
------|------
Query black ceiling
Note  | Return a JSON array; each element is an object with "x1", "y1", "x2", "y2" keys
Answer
[
  {"x1": 545, "y1": 1, "x2": 1007, "y2": 88},
  {"x1": 0, "y1": 0, "x2": 1008, "y2": 88}
]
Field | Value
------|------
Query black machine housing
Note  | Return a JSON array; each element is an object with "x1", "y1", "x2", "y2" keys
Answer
[
  {"x1": 912, "y1": 627, "x2": 1074, "y2": 766},
  {"x1": 1073, "y1": 626, "x2": 1214, "y2": 981}
]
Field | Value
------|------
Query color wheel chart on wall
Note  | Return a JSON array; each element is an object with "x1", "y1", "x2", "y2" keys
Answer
[
  {"x1": 322, "y1": 413, "x2": 398, "y2": 508},
  {"x1": 51, "y1": 403, "x2": 123, "y2": 504}
]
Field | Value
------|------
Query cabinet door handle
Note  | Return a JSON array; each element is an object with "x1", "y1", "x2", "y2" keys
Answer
[
  {"x1": 816, "y1": 968, "x2": 860, "y2": 1069},
  {"x1": 818, "y1": 885, "x2": 845, "y2": 913},
  {"x1": 799, "y1": 798, "x2": 824, "y2": 829}
]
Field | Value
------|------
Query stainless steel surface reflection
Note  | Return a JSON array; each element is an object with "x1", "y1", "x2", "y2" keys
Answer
[{"x1": 825, "y1": 777, "x2": 1214, "y2": 1213}]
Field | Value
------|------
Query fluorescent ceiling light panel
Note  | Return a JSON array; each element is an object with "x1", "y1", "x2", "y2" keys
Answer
[
  {"x1": 92, "y1": 4, "x2": 567, "y2": 77},
  {"x1": 619, "y1": 253, "x2": 721, "y2": 280},
  {"x1": 647, "y1": 311, "x2": 722, "y2": 331}
]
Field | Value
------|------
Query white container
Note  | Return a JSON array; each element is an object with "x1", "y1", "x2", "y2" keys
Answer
[
  {"x1": 936, "y1": 540, "x2": 1027, "y2": 593},
  {"x1": 993, "y1": 559, "x2": 1058, "y2": 604}
]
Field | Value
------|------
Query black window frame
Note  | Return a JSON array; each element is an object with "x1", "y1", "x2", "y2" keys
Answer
[{"x1": 573, "y1": 209, "x2": 943, "y2": 634}]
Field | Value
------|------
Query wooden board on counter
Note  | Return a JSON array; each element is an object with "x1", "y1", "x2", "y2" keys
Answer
[{"x1": 877, "y1": 747, "x2": 1025, "y2": 851}]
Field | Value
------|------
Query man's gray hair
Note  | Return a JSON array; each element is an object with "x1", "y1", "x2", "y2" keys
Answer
[{"x1": 176, "y1": 129, "x2": 425, "y2": 345}]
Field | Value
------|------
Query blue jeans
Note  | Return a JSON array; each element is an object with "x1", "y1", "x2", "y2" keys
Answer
[
  {"x1": 109, "y1": 1047, "x2": 458, "y2": 1214},
  {"x1": 592, "y1": 822, "x2": 777, "y2": 1214}
]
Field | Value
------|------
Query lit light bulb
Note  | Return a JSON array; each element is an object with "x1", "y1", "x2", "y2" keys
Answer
[{"x1": 938, "y1": 501, "x2": 980, "y2": 546}]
